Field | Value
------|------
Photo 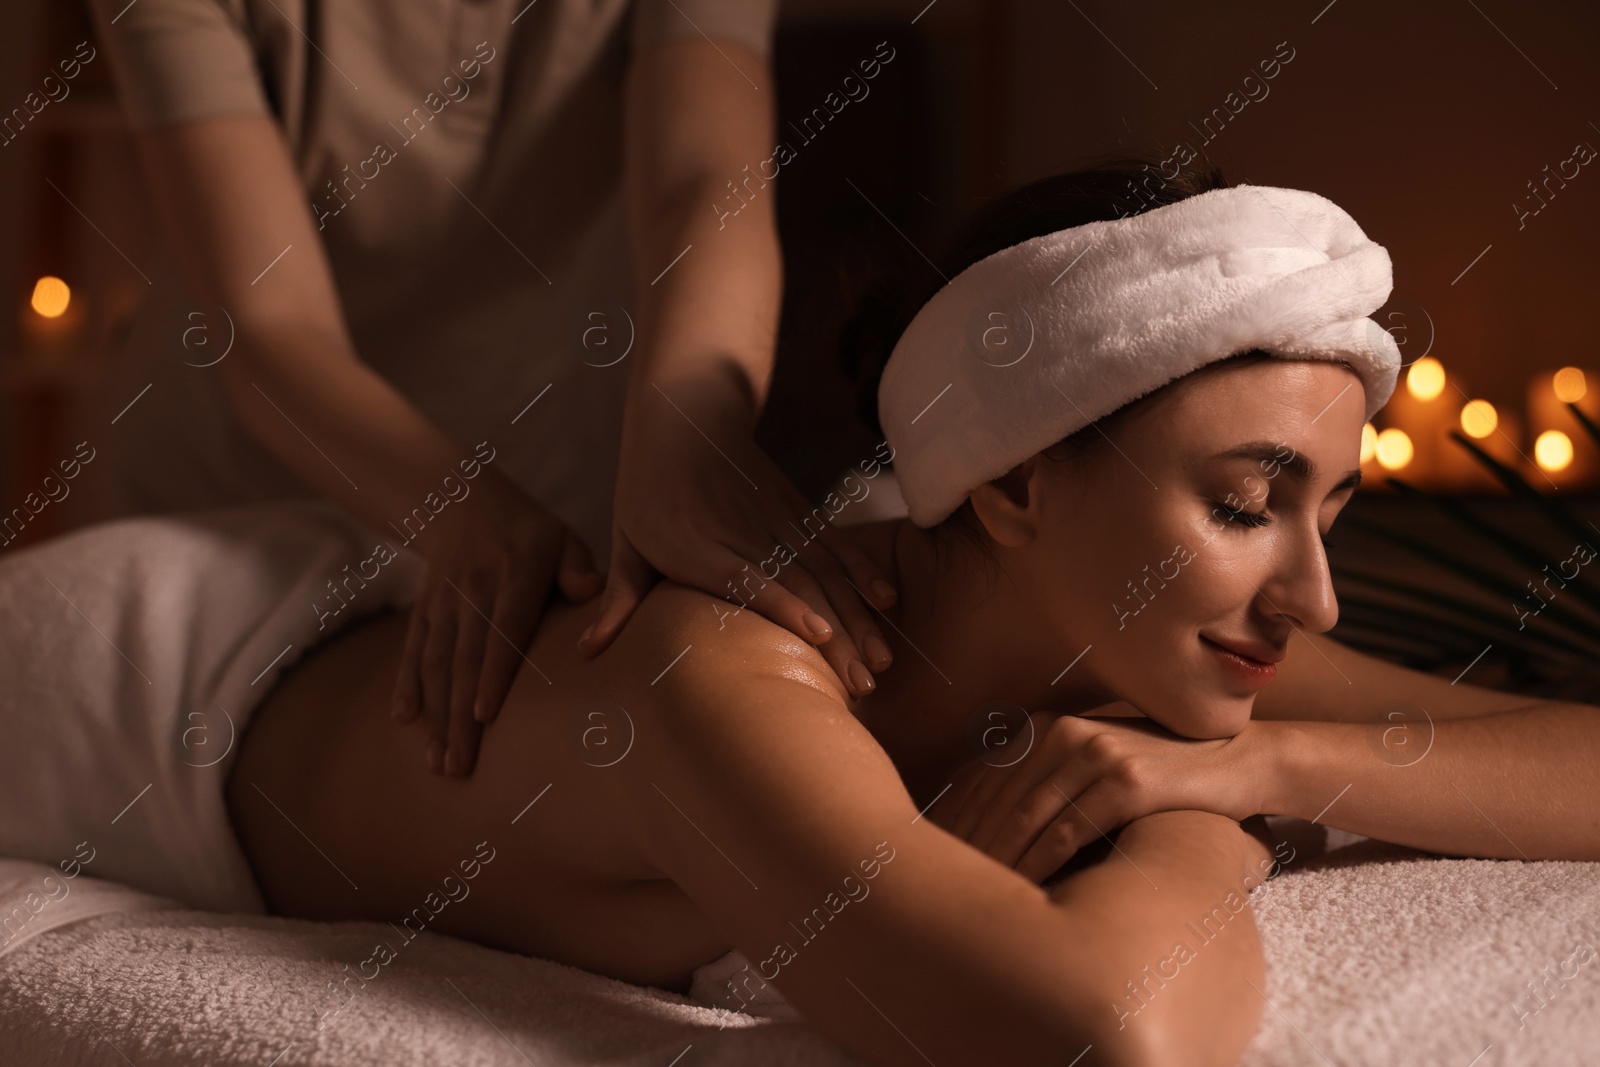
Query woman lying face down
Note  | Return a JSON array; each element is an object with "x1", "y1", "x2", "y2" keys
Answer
[{"x1": 223, "y1": 161, "x2": 1600, "y2": 1066}]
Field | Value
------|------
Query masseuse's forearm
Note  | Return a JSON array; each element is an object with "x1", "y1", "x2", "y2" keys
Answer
[
  {"x1": 1049, "y1": 812, "x2": 1276, "y2": 1067},
  {"x1": 625, "y1": 174, "x2": 782, "y2": 431},
  {"x1": 1264, "y1": 704, "x2": 1600, "y2": 860},
  {"x1": 623, "y1": 45, "x2": 782, "y2": 426},
  {"x1": 221, "y1": 325, "x2": 513, "y2": 554},
  {"x1": 131, "y1": 114, "x2": 516, "y2": 554}
]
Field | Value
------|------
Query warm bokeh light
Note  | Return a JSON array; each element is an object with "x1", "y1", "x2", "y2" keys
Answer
[
  {"x1": 1534, "y1": 429, "x2": 1573, "y2": 472},
  {"x1": 1553, "y1": 366, "x2": 1587, "y2": 404},
  {"x1": 1360, "y1": 422, "x2": 1377, "y2": 464},
  {"x1": 1406, "y1": 357, "x2": 1445, "y2": 401},
  {"x1": 30, "y1": 275, "x2": 70, "y2": 318},
  {"x1": 1375, "y1": 428, "x2": 1414, "y2": 470},
  {"x1": 1459, "y1": 399, "x2": 1498, "y2": 439}
]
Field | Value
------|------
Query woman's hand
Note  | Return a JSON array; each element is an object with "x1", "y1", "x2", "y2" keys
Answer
[
  {"x1": 392, "y1": 472, "x2": 604, "y2": 777},
  {"x1": 578, "y1": 375, "x2": 899, "y2": 699},
  {"x1": 927, "y1": 710, "x2": 1279, "y2": 883}
]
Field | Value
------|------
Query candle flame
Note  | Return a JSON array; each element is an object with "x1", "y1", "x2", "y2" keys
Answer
[
  {"x1": 1553, "y1": 367, "x2": 1587, "y2": 404},
  {"x1": 1375, "y1": 428, "x2": 1413, "y2": 470},
  {"x1": 1360, "y1": 422, "x2": 1377, "y2": 464},
  {"x1": 1459, "y1": 399, "x2": 1497, "y2": 439},
  {"x1": 1406, "y1": 357, "x2": 1445, "y2": 401},
  {"x1": 30, "y1": 276, "x2": 70, "y2": 319},
  {"x1": 1534, "y1": 430, "x2": 1573, "y2": 472}
]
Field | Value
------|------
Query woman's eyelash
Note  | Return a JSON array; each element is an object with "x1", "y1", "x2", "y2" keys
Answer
[
  {"x1": 1214, "y1": 501, "x2": 1271, "y2": 528},
  {"x1": 1211, "y1": 501, "x2": 1335, "y2": 550}
]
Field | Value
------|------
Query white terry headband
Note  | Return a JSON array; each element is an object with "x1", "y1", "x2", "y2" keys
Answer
[{"x1": 877, "y1": 184, "x2": 1403, "y2": 527}]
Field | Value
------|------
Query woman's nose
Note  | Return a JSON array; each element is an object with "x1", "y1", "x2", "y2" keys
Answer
[{"x1": 1259, "y1": 524, "x2": 1339, "y2": 635}]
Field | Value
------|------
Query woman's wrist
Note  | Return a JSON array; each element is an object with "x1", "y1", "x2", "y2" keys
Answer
[{"x1": 1237, "y1": 718, "x2": 1299, "y2": 820}]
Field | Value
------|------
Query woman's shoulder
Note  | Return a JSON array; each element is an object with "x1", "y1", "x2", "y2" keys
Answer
[{"x1": 618, "y1": 579, "x2": 852, "y2": 708}]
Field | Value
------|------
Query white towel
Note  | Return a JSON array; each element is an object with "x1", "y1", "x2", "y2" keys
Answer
[
  {"x1": 878, "y1": 184, "x2": 1403, "y2": 526},
  {"x1": 4, "y1": 829, "x2": 1598, "y2": 1066},
  {"x1": 0, "y1": 500, "x2": 424, "y2": 914}
]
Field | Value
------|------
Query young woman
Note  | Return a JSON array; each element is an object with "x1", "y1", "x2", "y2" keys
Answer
[
  {"x1": 7, "y1": 159, "x2": 1594, "y2": 1067},
  {"x1": 213, "y1": 160, "x2": 1600, "y2": 1067}
]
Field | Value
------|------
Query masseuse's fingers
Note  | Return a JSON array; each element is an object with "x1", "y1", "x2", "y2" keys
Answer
[
  {"x1": 555, "y1": 529, "x2": 606, "y2": 604},
  {"x1": 474, "y1": 548, "x2": 564, "y2": 727},
  {"x1": 419, "y1": 600, "x2": 458, "y2": 773},
  {"x1": 806, "y1": 518, "x2": 900, "y2": 614},
  {"x1": 748, "y1": 480, "x2": 896, "y2": 680},
  {"x1": 783, "y1": 532, "x2": 894, "y2": 683},
  {"x1": 393, "y1": 596, "x2": 429, "y2": 724},
  {"x1": 727, "y1": 534, "x2": 878, "y2": 697},
  {"x1": 444, "y1": 575, "x2": 494, "y2": 776},
  {"x1": 824, "y1": 523, "x2": 897, "y2": 604},
  {"x1": 577, "y1": 530, "x2": 657, "y2": 657}
]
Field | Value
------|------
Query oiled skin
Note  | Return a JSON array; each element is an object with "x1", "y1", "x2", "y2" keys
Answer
[
  {"x1": 224, "y1": 514, "x2": 1287, "y2": 1067},
  {"x1": 227, "y1": 578, "x2": 785, "y2": 990}
]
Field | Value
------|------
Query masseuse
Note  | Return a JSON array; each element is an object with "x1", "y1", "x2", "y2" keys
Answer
[{"x1": 84, "y1": 0, "x2": 900, "y2": 777}]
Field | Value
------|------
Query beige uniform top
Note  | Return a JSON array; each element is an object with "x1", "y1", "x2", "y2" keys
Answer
[{"x1": 83, "y1": 0, "x2": 778, "y2": 562}]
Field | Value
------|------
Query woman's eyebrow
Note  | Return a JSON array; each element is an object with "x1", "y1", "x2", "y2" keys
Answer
[{"x1": 1210, "y1": 441, "x2": 1362, "y2": 491}]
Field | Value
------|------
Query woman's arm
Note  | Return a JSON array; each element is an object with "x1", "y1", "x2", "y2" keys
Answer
[
  {"x1": 620, "y1": 588, "x2": 1276, "y2": 1067},
  {"x1": 1250, "y1": 632, "x2": 1600, "y2": 859},
  {"x1": 1256, "y1": 703, "x2": 1600, "y2": 860},
  {"x1": 931, "y1": 633, "x2": 1600, "y2": 873},
  {"x1": 131, "y1": 114, "x2": 602, "y2": 772}
]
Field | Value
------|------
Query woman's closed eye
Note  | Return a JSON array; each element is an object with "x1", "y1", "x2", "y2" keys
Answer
[
  {"x1": 1210, "y1": 500, "x2": 1334, "y2": 549},
  {"x1": 1212, "y1": 500, "x2": 1270, "y2": 528}
]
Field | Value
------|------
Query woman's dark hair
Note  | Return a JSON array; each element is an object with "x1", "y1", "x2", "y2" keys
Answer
[{"x1": 837, "y1": 152, "x2": 1272, "y2": 561}]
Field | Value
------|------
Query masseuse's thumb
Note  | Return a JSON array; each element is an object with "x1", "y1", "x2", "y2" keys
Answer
[
  {"x1": 577, "y1": 529, "x2": 655, "y2": 657},
  {"x1": 555, "y1": 529, "x2": 605, "y2": 603}
]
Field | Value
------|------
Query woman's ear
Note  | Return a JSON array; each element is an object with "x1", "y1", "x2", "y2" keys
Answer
[{"x1": 967, "y1": 455, "x2": 1043, "y2": 548}]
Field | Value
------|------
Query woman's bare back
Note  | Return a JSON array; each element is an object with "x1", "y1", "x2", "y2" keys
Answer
[{"x1": 226, "y1": 584, "x2": 782, "y2": 989}]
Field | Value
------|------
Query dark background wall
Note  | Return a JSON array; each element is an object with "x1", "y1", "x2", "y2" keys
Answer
[{"x1": 4, "y1": 1, "x2": 1598, "y2": 534}]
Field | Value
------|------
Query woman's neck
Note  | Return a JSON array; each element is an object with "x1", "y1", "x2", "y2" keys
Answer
[{"x1": 845, "y1": 517, "x2": 1116, "y2": 804}]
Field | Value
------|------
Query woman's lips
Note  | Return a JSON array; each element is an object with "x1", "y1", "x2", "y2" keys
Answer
[{"x1": 1200, "y1": 634, "x2": 1277, "y2": 687}]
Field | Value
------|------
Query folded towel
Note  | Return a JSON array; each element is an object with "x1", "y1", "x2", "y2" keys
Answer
[
  {"x1": 0, "y1": 499, "x2": 424, "y2": 914},
  {"x1": 878, "y1": 184, "x2": 1403, "y2": 526}
]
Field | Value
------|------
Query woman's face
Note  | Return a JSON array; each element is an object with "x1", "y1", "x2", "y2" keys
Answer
[{"x1": 986, "y1": 358, "x2": 1367, "y2": 739}]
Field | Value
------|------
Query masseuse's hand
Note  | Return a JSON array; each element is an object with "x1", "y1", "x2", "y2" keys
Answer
[
  {"x1": 928, "y1": 710, "x2": 1275, "y2": 883},
  {"x1": 393, "y1": 471, "x2": 604, "y2": 777},
  {"x1": 578, "y1": 378, "x2": 899, "y2": 698}
]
